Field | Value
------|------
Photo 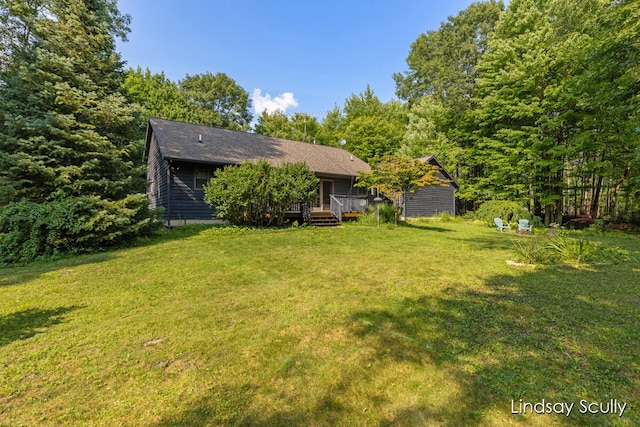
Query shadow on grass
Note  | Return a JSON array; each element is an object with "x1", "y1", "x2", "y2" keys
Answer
[
  {"x1": 0, "y1": 253, "x2": 113, "y2": 288},
  {"x1": 152, "y1": 385, "x2": 257, "y2": 427},
  {"x1": 142, "y1": 263, "x2": 639, "y2": 425},
  {"x1": 398, "y1": 221, "x2": 455, "y2": 233},
  {"x1": 0, "y1": 306, "x2": 82, "y2": 347},
  {"x1": 343, "y1": 265, "x2": 640, "y2": 425},
  {"x1": 448, "y1": 235, "x2": 517, "y2": 251},
  {"x1": 0, "y1": 224, "x2": 220, "y2": 288}
]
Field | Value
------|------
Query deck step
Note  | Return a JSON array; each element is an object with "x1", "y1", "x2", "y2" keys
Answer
[{"x1": 309, "y1": 214, "x2": 340, "y2": 226}]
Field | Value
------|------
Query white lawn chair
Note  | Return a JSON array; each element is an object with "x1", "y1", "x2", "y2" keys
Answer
[
  {"x1": 518, "y1": 219, "x2": 533, "y2": 233},
  {"x1": 494, "y1": 217, "x2": 511, "y2": 232}
]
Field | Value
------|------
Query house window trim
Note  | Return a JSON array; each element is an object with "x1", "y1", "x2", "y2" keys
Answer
[{"x1": 194, "y1": 169, "x2": 209, "y2": 190}]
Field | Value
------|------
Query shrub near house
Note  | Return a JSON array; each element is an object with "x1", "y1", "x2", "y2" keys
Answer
[{"x1": 204, "y1": 160, "x2": 318, "y2": 226}]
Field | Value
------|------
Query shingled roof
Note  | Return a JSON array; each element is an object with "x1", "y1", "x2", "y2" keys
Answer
[
  {"x1": 145, "y1": 117, "x2": 371, "y2": 177},
  {"x1": 418, "y1": 156, "x2": 460, "y2": 189}
]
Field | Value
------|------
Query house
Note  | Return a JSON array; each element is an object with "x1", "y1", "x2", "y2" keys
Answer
[
  {"x1": 402, "y1": 156, "x2": 459, "y2": 218},
  {"x1": 143, "y1": 117, "x2": 371, "y2": 227}
]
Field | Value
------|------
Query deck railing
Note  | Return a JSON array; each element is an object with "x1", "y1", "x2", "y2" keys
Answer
[
  {"x1": 330, "y1": 195, "x2": 368, "y2": 223},
  {"x1": 329, "y1": 195, "x2": 344, "y2": 222}
]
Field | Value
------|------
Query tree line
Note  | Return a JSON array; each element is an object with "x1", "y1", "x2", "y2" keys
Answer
[
  {"x1": 258, "y1": 0, "x2": 635, "y2": 226},
  {"x1": 0, "y1": 0, "x2": 637, "y2": 261},
  {"x1": 131, "y1": 0, "x2": 638, "y2": 225}
]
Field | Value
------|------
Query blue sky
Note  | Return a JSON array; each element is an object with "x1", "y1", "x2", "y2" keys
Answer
[{"x1": 116, "y1": 0, "x2": 478, "y2": 118}]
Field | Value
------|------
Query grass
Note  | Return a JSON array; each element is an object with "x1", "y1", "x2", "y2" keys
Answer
[{"x1": 1, "y1": 221, "x2": 639, "y2": 426}]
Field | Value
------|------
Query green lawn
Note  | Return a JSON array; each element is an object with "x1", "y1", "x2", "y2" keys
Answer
[{"x1": 1, "y1": 221, "x2": 639, "y2": 426}]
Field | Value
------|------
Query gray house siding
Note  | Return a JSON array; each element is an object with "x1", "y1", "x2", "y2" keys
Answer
[
  {"x1": 402, "y1": 160, "x2": 459, "y2": 218},
  {"x1": 322, "y1": 176, "x2": 367, "y2": 197},
  {"x1": 403, "y1": 184, "x2": 457, "y2": 217},
  {"x1": 167, "y1": 162, "x2": 218, "y2": 221},
  {"x1": 339, "y1": 177, "x2": 364, "y2": 196},
  {"x1": 146, "y1": 136, "x2": 167, "y2": 212}
]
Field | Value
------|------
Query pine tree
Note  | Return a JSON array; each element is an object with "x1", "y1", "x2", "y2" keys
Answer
[{"x1": 0, "y1": 0, "x2": 157, "y2": 262}]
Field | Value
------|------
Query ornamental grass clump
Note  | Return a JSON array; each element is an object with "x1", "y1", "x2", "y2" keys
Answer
[
  {"x1": 545, "y1": 233, "x2": 595, "y2": 264},
  {"x1": 510, "y1": 238, "x2": 550, "y2": 265},
  {"x1": 511, "y1": 232, "x2": 636, "y2": 265},
  {"x1": 356, "y1": 203, "x2": 396, "y2": 226}
]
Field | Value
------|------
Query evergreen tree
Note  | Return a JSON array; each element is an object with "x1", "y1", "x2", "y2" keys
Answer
[{"x1": 0, "y1": 0, "x2": 157, "y2": 262}]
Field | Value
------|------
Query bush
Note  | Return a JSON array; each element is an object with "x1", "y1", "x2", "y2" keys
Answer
[
  {"x1": 590, "y1": 215, "x2": 612, "y2": 233},
  {"x1": 0, "y1": 195, "x2": 160, "y2": 264},
  {"x1": 204, "y1": 160, "x2": 318, "y2": 227},
  {"x1": 475, "y1": 200, "x2": 530, "y2": 226},
  {"x1": 529, "y1": 215, "x2": 543, "y2": 228}
]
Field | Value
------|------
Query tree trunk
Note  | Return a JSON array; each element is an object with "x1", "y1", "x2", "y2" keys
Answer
[{"x1": 590, "y1": 174, "x2": 603, "y2": 218}]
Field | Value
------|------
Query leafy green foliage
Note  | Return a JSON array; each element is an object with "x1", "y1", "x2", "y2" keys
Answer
[
  {"x1": 180, "y1": 72, "x2": 253, "y2": 131},
  {"x1": 204, "y1": 160, "x2": 318, "y2": 226},
  {"x1": 356, "y1": 155, "x2": 447, "y2": 223},
  {"x1": 394, "y1": 0, "x2": 639, "y2": 222},
  {"x1": 340, "y1": 89, "x2": 407, "y2": 162},
  {"x1": 122, "y1": 68, "x2": 253, "y2": 132},
  {"x1": 394, "y1": 0, "x2": 504, "y2": 106},
  {"x1": 122, "y1": 67, "x2": 193, "y2": 137},
  {"x1": 475, "y1": 200, "x2": 530, "y2": 225},
  {"x1": 254, "y1": 111, "x2": 325, "y2": 144},
  {"x1": 400, "y1": 95, "x2": 463, "y2": 172},
  {"x1": 0, "y1": 196, "x2": 160, "y2": 264},
  {"x1": 511, "y1": 232, "x2": 637, "y2": 265},
  {"x1": 463, "y1": 0, "x2": 640, "y2": 222}
]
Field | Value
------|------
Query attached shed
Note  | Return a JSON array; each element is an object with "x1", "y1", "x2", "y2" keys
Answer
[
  {"x1": 143, "y1": 117, "x2": 371, "y2": 226},
  {"x1": 402, "y1": 156, "x2": 459, "y2": 218}
]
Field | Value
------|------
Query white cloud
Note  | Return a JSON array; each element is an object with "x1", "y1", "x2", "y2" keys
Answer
[{"x1": 252, "y1": 89, "x2": 299, "y2": 116}]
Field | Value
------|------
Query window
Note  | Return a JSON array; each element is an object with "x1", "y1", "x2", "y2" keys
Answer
[{"x1": 194, "y1": 169, "x2": 209, "y2": 189}]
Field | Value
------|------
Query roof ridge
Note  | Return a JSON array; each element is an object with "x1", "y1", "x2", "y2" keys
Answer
[{"x1": 150, "y1": 116, "x2": 347, "y2": 152}]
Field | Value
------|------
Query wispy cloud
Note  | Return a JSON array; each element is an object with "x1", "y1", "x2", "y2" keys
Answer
[{"x1": 252, "y1": 89, "x2": 299, "y2": 116}]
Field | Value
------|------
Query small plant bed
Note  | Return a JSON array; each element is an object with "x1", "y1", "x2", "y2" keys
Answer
[{"x1": 509, "y1": 231, "x2": 637, "y2": 266}]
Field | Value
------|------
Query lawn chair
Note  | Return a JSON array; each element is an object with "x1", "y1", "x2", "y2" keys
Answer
[
  {"x1": 494, "y1": 217, "x2": 511, "y2": 232},
  {"x1": 518, "y1": 219, "x2": 533, "y2": 233}
]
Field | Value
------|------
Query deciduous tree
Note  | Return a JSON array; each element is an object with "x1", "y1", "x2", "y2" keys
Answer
[
  {"x1": 356, "y1": 155, "x2": 447, "y2": 223},
  {"x1": 180, "y1": 72, "x2": 253, "y2": 131}
]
